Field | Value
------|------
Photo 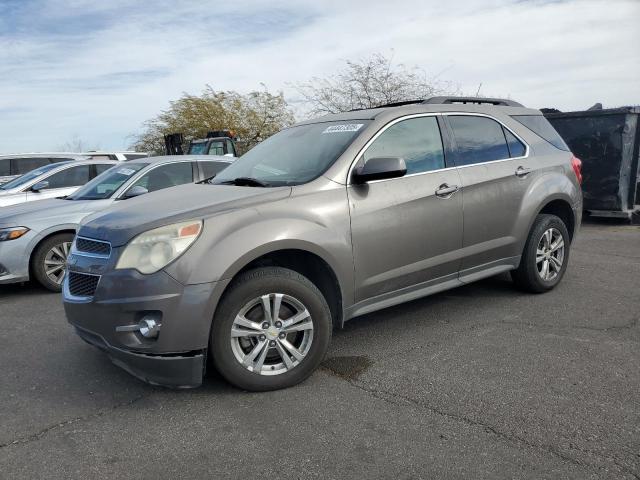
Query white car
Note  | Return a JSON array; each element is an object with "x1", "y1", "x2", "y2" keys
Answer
[{"x1": 0, "y1": 159, "x2": 118, "y2": 207}]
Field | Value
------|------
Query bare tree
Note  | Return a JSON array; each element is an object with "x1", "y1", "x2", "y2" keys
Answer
[
  {"x1": 58, "y1": 135, "x2": 99, "y2": 152},
  {"x1": 293, "y1": 53, "x2": 459, "y2": 116}
]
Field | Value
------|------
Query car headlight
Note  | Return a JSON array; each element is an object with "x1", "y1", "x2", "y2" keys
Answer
[
  {"x1": 116, "y1": 221, "x2": 202, "y2": 274},
  {"x1": 0, "y1": 227, "x2": 30, "y2": 242}
]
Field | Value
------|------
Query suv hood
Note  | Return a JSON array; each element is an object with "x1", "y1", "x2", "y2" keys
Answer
[{"x1": 78, "y1": 183, "x2": 292, "y2": 246}]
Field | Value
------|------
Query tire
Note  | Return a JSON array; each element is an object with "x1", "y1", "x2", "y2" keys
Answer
[
  {"x1": 210, "y1": 267, "x2": 332, "y2": 391},
  {"x1": 31, "y1": 233, "x2": 74, "y2": 292},
  {"x1": 511, "y1": 214, "x2": 570, "y2": 293}
]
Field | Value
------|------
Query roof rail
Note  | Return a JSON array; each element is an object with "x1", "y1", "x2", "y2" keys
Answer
[{"x1": 423, "y1": 96, "x2": 524, "y2": 107}]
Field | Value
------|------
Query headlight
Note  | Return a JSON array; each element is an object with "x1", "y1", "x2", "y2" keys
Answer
[
  {"x1": 116, "y1": 221, "x2": 202, "y2": 274},
  {"x1": 0, "y1": 227, "x2": 29, "y2": 242}
]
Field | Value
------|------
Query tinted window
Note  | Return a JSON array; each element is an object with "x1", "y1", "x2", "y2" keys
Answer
[
  {"x1": 45, "y1": 165, "x2": 91, "y2": 189},
  {"x1": 95, "y1": 163, "x2": 114, "y2": 176},
  {"x1": 449, "y1": 116, "x2": 510, "y2": 165},
  {"x1": 201, "y1": 161, "x2": 230, "y2": 180},
  {"x1": 208, "y1": 141, "x2": 225, "y2": 156},
  {"x1": 189, "y1": 142, "x2": 208, "y2": 155},
  {"x1": 504, "y1": 129, "x2": 526, "y2": 157},
  {"x1": 0, "y1": 159, "x2": 10, "y2": 176},
  {"x1": 512, "y1": 115, "x2": 570, "y2": 151},
  {"x1": 214, "y1": 121, "x2": 370, "y2": 187},
  {"x1": 11, "y1": 157, "x2": 49, "y2": 175},
  {"x1": 129, "y1": 162, "x2": 194, "y2": 193},
  {"x1": 363, "y1": 117, "x2": 445, "y2": 175}
]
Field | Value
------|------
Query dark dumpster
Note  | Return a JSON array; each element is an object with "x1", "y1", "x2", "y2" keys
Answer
[{"x1": 544, "y1": 106, "x2": 640, "y2": 219}]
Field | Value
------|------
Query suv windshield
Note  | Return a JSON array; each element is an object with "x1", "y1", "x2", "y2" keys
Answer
[
  {"x1": 212, "y1": 121, "x2": 370, "y2": 186},
  {"x1": 0, "y1": 162, "x2": 69, "y2": 190},
  {"x1": 68, "y1": 163, "x2": 148, "y2": 200}
]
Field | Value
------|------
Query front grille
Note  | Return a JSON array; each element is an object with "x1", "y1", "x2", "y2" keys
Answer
[
  {"x1": 68, "y1": 271, "x2": 100, "y2": 297},
  {"x1": 75, "y1": 237, "x2": 111, "y2": 257}
]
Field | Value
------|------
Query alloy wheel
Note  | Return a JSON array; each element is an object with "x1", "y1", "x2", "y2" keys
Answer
[
  {"x1": 230, "y1": 293, "x2": 314, "y2": 376},
  {"x1": 44, "y1": 241, "x2": 72, "y2": 285},
  {"x1": 536, "y1": 227, "x2": 564, "y2": 281}
]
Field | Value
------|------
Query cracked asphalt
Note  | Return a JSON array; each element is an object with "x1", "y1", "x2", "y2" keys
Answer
[{"x1": 1, "y1": 222, "x2": 639, "y2": 479}]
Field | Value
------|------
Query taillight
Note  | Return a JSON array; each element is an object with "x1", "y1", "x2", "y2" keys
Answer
[{"x1": 571, "y1": 155, "x2": 582, "y2": 185}]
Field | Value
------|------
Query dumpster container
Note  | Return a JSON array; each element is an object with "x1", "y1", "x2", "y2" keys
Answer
[{"x1": 544, "y1": 107, "x2": 640, "y2": 220}]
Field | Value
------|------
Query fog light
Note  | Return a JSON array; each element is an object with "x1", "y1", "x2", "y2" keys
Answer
[
  {"x1": 139, "y1": 318, "x2": 161, "y2": 338},
  {"x1": 115, "y1": 315, "x2": 162, "y2": 338}
]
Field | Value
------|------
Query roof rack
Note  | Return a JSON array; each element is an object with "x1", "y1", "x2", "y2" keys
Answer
[{"x1": 423, "y1": 96, "x2": 524, "y2": 107}]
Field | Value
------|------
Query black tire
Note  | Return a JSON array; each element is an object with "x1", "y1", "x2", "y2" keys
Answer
[
  {"x1": 31, "y1": 233, "x2": 74, "y2": 292},
  {"x1": 511, "y1": 214, "x2": 570, "y2": 293},
  {"x1": 210, "y1": 267, "x2": 332, "y2": 391}
]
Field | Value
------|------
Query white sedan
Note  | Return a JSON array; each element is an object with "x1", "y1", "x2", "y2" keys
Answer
[{"x1": 0, "y1": 159, "x2": 117, "y2": 207}]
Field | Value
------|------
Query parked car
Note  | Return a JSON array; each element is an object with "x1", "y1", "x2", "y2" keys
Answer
[
  {"x1": 0, "y1": 155, "x2": 232, "y2": 291},
  {"x1": 0, "y1": 153, "x2": 89, "y2": 186},
  {"x1": 62, "y1": 97, "x2": 583, "y2": 391},
  {"x1": 81, "y1": 151, "x2": 150, "y2": 161},
  {"x1": 0, "y1": 159, "x2": 118, "y2": 207}
]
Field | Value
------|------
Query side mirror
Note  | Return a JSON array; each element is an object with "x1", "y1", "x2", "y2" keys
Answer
[
  {"x1": 352, "y1": 157, "x2": 407, "y2": 184},
  {"x1": 31, "y1": 180, "x2": 49, "y2": 192},
  {"x1": 123, "y1": 185, "x2": 149, "y2": 199}
]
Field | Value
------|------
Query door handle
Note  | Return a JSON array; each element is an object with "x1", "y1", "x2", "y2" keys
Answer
[
  {"x1": 515, "y1": 166, "x2": 532, "y2": 178},
  {"x1": 435, "y1": 183, "x2": 459, "y2": 198}
]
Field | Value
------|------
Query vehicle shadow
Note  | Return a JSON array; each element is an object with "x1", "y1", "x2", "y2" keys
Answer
[{"x1": 0, "y1": 280, "x2": 55, "y2": 299}]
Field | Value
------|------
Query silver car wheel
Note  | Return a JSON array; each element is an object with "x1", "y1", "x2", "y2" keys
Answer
[
  {"x1": 230, "y1": 293, "x2": 314, "y2": 376},
  {"x1": 536, "y1": 227, "x2": 564, "y2": 281},
  {"x1": 44, "y1": 241, "x2": 71, "y2": 285}
]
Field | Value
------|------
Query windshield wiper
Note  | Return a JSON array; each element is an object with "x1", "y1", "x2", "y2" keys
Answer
[
  {"x1": 197, "y1": 174, "x2": 216, "y2": 185},
  {"x1": 220, "y1": 177, "x2": 270, "y2": 187}
]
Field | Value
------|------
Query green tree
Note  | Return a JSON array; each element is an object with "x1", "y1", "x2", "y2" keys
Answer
[{"x1": 130, "y1": 86, "x2": 295, "y2": 155}]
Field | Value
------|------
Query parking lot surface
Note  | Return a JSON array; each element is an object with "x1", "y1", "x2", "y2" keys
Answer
[{"x1": 1, "y1": 222, "x2": 638, "y2": 479}]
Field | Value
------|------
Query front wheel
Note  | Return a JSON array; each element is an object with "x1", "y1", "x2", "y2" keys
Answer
[
  {"x1": 31, "y1": 233, "x2": 74, "y2": 292},
  {"x1": 210, "y1": 267, "x2": 332, "y2": 391},
  {"x1": 511, "y1": 214, "x2": 571, "y2": 293}
]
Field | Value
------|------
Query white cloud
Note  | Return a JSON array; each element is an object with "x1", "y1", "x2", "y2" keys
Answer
[{"x1": 0, "y1": 0, "x2": 638, "y2": 153}]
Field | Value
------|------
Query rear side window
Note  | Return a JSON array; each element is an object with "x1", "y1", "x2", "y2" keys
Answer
[
  {"x1": 129, "y1": 161, "x2": 194, "y2": 193},
  {"x1": 512, "y1": 115, "x2": 570, "y2": 151},
  {"x1": 45, "y1": 165, "x2": 91, "y2": 189},
  {"x1": 11, "y1": 157, "x2": 50, "y2": 175},
  {"x1": 449, "y1": 116, "x2": 510, "y2": 165},
  {"x1": 0, "y1": 159, "x2": 9, "y2": 176},
  {"x1": 95, "y1": 163, "x2": 114, "y2": 176},
  {"x1": 504, "y1": 129, "x2": 526, "y2": 157},
  {"x1": 364, "y1": 116, "x2": 445, "y2": 175},
  {"x1": 200, "y1": 161, "x2": 229, "y2": 180}
]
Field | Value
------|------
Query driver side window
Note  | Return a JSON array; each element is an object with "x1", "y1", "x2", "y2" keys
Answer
[
  {"x1": 128, "y1": 162, "x2": 194, "y2": 194},
  {"x1": 363, "y1": 116, "x2": 445, "y2": 175}
]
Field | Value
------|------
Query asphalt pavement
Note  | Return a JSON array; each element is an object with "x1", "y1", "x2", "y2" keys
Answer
[{"x1": 1, "y1": 222, "x2": 639, "y2": 479}]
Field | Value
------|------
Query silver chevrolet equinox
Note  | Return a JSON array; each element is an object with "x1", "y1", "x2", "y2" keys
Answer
[{"x1": 64, "y1": 97, "x2": 583, "y2": 391}]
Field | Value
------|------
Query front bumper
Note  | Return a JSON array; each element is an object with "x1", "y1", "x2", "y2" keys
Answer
[
  {"x1": 0, "y1": 232, "x2": 34, "y2": 284},
  {"x1": 63, "y1": 247, "x2": 228, "y2": 388},
  {"x1": 74, "y1": 325, "x2": 205, "y2": 388}
]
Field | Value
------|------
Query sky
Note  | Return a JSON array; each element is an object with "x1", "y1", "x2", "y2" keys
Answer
[{"x1": 0, "y1": 0, "x2": 638, "y2": 154}]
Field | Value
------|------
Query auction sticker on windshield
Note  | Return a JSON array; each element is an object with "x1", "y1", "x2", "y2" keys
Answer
[
  {"x1": 322, "y1": 124, "x2": 364, "y2": 134},
  {"x1": 117, "y1": 168, "x2": 136, "y2": 176}
]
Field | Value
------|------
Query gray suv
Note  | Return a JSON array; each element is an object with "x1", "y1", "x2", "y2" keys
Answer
[{"x1": 63, "y1": 97, "x2": 583, "y2": 391}]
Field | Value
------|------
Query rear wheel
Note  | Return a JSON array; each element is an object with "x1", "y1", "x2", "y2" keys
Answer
[
  {"x1": 31, "y1": 233, "x2": 74, "y2": 292},
  {"x1": 210, "y1": 267, "x2": 332, "y2": 391},
  {"x1": 511, "y1": 214, "x2": 570, "y2": 293}
]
